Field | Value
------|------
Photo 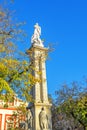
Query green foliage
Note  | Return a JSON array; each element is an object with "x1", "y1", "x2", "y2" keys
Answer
[
  {"x1": 55, "y1": 81, "x2": 87, "y2": 128},
  {"x1": 74, "y1": 94, "x2": 87, "y2": 126}
]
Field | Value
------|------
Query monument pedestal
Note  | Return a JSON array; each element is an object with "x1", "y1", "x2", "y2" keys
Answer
[
  {"x1": 27, "y1": 23, "x2": 52, "y2": 130},
  {"x1": 29, "y1": 103, "x2": 52, "y2": 130}
]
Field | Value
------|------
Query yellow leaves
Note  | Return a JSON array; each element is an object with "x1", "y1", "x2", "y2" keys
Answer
[
  {"x1": 0, "y1": 57, "x2": 41, "y2": 102},
  {"x1": 23, "y1": 73, "x2": 40, "y2": 87},
  {"x1": 0, "y1": 44, "x2": 5, "y2": 52},
  {"x1": 8, "y1": 60, "x2": 17, "y2": 69},
  {"x1": 0, "y1": 63, "x2": 7, "y2": 71},
  {"x1": 0, "y1": 78, "x2": 13, "y2": 93},
  {"x1": 22, "y1": 60, "x2": 27, "y2": 65},
  {"x1": 0, "y1": 78, "x2": 14, "y2": 103},
  {"x1": 0, "y1": 62, "x2": 8, "y2": 77},
  {"x1": 23, "y1": 72, "x2": 26, "y2": 76},
  {"x1": 1, "y1": 58, "x2": 19, "y2": 69},
  {"x1": 0, "y1": 59, "x2": 19, "y2": 77},
  {"x1": 28, "y1": 73, "x2": 41, "y2": 85}
]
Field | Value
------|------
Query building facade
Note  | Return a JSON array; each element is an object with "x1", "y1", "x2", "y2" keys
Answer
[{"x1": 0, "y1": 97, "x2": 26, "y2": 130}]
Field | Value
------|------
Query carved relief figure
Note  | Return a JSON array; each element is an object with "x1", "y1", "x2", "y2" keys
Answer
[
  {"x1": 26, "y1": 108, "x2": 33, "y2": 130},
  {"x1": 31, "y1": 23, "x2": 43, "y2": 46},
  {"x1": 39, "y1": 108, "x2": 48, "y2": 130}
]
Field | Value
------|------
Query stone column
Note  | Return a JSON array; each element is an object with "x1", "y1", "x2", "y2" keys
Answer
[{"x1": 26, "y1": 23, "x2": 52, "y2": 130}]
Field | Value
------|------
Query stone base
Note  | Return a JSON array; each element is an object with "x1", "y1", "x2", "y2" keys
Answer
[{"x1": 29, "y1": 103, "x2": 52, "y2": 130}]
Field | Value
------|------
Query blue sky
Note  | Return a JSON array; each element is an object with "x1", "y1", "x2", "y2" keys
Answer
[{"x1": 1, "y1": 0, "x2": 87, "y2": 96}]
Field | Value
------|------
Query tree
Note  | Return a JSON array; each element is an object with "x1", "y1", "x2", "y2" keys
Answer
[
  {"x1": 55, "y1": 81, "x2": 87, "y2": 130},
  {"x1": 51, "y1": 95, "x2": 77, "y2": 130},
  {"x1": 0, "y1": 0, "x2": 40, "y2": 104}
]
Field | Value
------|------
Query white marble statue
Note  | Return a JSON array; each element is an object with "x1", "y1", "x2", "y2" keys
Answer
[
  {"x1": 26, "y1": 109, "x2": 33, "y2": 130},
  {"x1": 31, "y1": 23, "x2": 43, "y2": 46},
  {"x1": 39, "y1": 108, "x2": 48, "y2": 130}
]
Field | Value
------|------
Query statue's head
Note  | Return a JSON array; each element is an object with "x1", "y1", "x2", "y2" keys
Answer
[
  {"x1": 36, "y1": 23, "x2": 39, "y2": 26},
  {"x1": 34, "y1": 23, "x2": 39, "y2": 28},
  {"x1": 42, "y1": 107, "x2": 44, "y2": 111}
]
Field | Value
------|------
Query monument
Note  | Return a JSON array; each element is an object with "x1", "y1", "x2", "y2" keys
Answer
[{"x1": 26, "y1": 23, "x2": 52, "y2": 130}]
